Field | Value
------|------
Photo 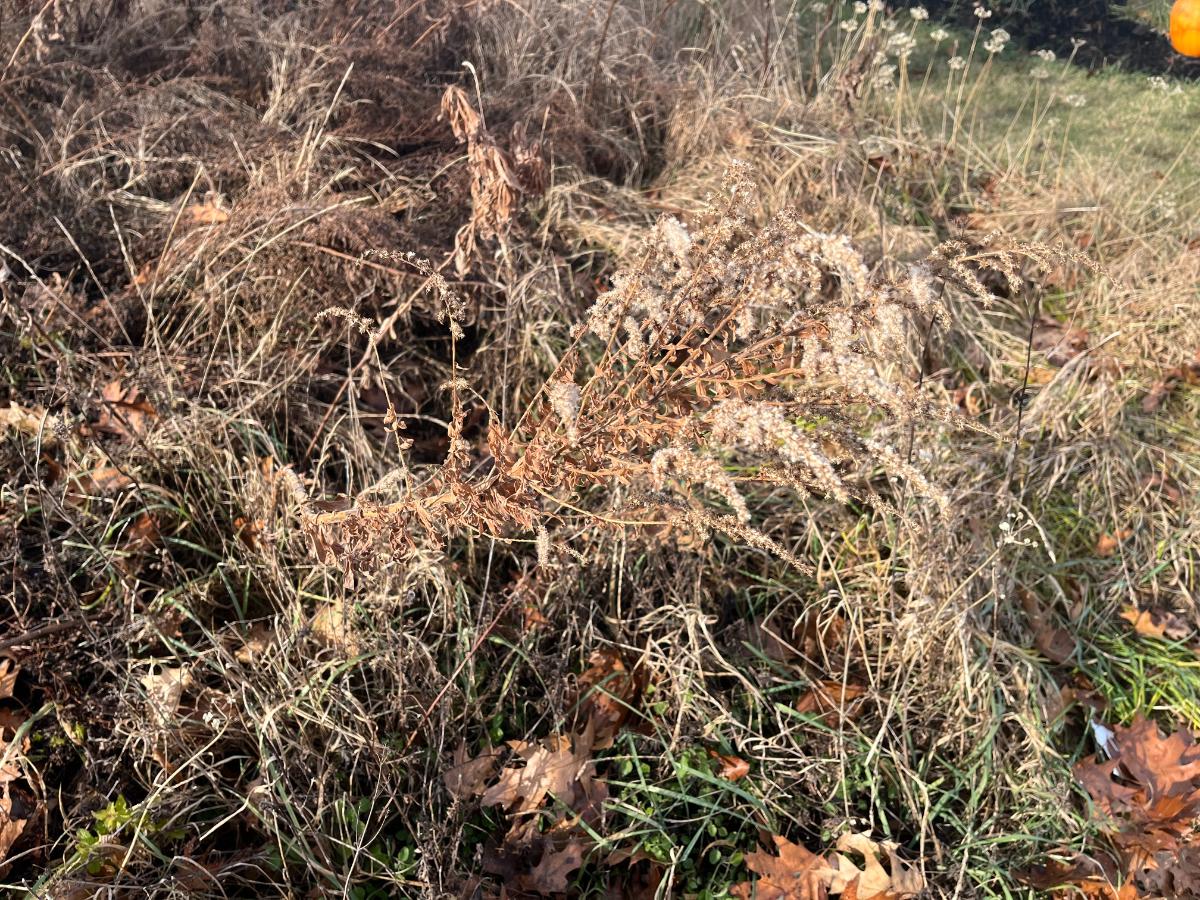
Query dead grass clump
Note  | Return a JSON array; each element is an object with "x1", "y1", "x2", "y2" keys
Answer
[{"x1": 298, "y1": 163, "x2": 1075, "y2": 581}]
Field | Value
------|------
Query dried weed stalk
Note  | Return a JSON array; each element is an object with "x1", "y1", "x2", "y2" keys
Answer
[
  {"x1": 297, "y1": 163, "x2": 1063, "y2": 572},
  {"x1": 442, "y1": 85, "x2": 546, "y2": 275}
]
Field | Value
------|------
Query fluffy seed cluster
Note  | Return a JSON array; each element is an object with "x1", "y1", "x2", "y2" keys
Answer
[{"x1": 300, "y1": 164, "x2": 1062, "y2": 572}]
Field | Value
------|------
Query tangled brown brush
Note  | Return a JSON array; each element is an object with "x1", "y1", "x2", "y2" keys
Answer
[{"x1": 292, "y1": 162, "x2": 1064, "y2": 573}]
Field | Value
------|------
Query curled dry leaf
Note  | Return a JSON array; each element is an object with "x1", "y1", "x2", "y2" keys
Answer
[
  {"x1": 310, "y1": 602, "x2": 361, "y2": 655},
  {"x1": 1139, "y1": 472, "x2": 1183, "y2": 506},
  {"x1": 1096, "y1": 529, "x2": 1133, "y2": 558},
  {"x1": 481, "y1": 729, "x2": 606, "y2": 825},
  {"x1": 1120, "y1": 605, "x2": 1191, "y2": 642},
  {"x1": 832, "y1": 832, "x2": 925, "y2": 899},
  {"x1": 520, "y1": 839, "x2": 585, "y2": 896},
  {"x1": 1032, "y1": 314, "x2": 1090, "y2": 367},
  {"x1": 0, "y1": 403, "x2": 58, "y2": 447},
  {"x1": 233, "y1": 516, "x2": 265, "y2": 550},
  {"x1": 1067, "y1": 716, "x2": 1200, "y2": 892},
  {"x1": 233, "y1": 623, "x2": 274, "y2": 664},
  {"x1": 141, "y1": 665, "x2": 193, "y2": 727},
  {"x1": 124, "y1": 512, "x2": 161, "y2": 552},
  {"x1": 185, "y1": 196, "x2": 230, "y2": 225},
  {"x1": 1019, "y1": 589, "x2": 1076, "y2": 664},
  {"x1": 733, "y1": 831, "x2": 923, "y2": 900},
  {"x1": 1014, "y1": 853, "x2": 1134, "y2": 900},
  {"x1": 796, "y1": 680, "x2": 869, "y2": 724},
  {"x1": 710, "y1": 750, "x2": 751, "y2": 782},
  {"x1": 91, "y1": 379, "x2": 158, "y2": 441},
  {"x1": 444, "y1": 742, "x2": 501, "y2": 801},
  {"x1": 732, "y1": 834, "x2": 836, "y2": 900},
  {"x1": 67, "y1": 465, "x2": 134, "y2": 504},
  {"x1": 1142, "y1": 349, "x2": 1200, "y2": 413},
  {"x1": 574, "y1": 648, "x2": 647, "y2": 748},
  {"x1": 1, "y1": 679, "x2": 35, "y2": 872}
]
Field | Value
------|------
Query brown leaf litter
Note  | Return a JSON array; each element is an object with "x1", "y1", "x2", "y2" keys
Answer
[
  {"x1": 1022, "y1": 716, "x2": 1200, "y2": 898},
  {"x1": 732, "y1": 831, "x2": 925, "y2": 900}
]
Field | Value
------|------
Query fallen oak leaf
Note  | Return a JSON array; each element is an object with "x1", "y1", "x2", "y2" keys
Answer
[
  {"x1": 91, "y1": 379, "x2": 157, "y2": 441},
  {"x1": 1014, "y1": 853, "x2": 1132, "y2": 900},
  {"x1": 0, "y1": 403, "x2": 58, "y2": 447},
  {"x1": 796, "y1": 680, "x2": 869, "y2": 724},
  {"x1": 710, "y1": 750, "x2": 751, "y2": 782},
  {"x1": 1139, "y1": 472, "x2": 1183, "y2": 505},
  {"x1": 185, "y1": 196, "x2": 230, "y2": 225},
  {"x1": 481, "y1": 730, "x2": 604, "y2": 821},
  {"x1": 233, "y1": 623, "x2": 273, "y2": 665},
  {"x1": 123, "y1": 511, "x2": 161, "y2": 552},
  {"x1": 574, "y1": 648, "x2": 647, "y2": 749},
  {"x1": 67, "y1": 465, "x2": 134, "y2": 503},
  {"x1": 833, "y1": 832, "x2": 924, "y2": 899},
  {"x1": 140, "y1": 665, "x2": 193, "y2": 727},
  {"x1": 1120, "y1": 605, "x2": 1190, "y2": 642},
  {"x1": 1095, "y1": 529, "x2": 1133, "y2": 559},
  {"x1": 1032, "y1": 314, "x2": 1090, "y2": 367},
  {"x1": 1073, "y1": 715, "x2": 1200, "y2": 879},
  {"x1": 233, "y1": 516, "x2": 265, "y2": 550},
  {"x1": 0, "y1": 783, "x2": 27, "y2": 872},
  {"x1": 444, "y1": 742, "x2": 501, "y2": 801},
  {"x1": 518, "y1": 840, "x2": 585, "y2": 895},
  {"x1": 732, "y1": 834, "x2": 837, "y2": 900},
  {"x1": 1019, "y1": 588, "x2": 1075, "y2": 664},
  {"x1": 310, "y1": 602, "x2": 361, "y2": 655},
  {"x1": 1142, "y1": 349, "x2": 1200, "y2": 413}
]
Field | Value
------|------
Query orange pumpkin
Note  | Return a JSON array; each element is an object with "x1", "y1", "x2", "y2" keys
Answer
[{"x1": 1172, "y1": 0, "x2": 1200, "y2": 57}]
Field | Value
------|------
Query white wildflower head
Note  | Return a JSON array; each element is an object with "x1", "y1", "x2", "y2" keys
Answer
[
  {"x1": 881, "y1": 17, "x2": 898, "y2": 32},
  {"x1": 656, "y1": 215, "x2": 692, "y2": 262},
  {"x1": 974, "y1": 5, "x2": 992, "y2": 18},
  {"x1": 1061, "y1": 93, "x2": 1087, "y2": 108},
  {"x1": 888, "y1": 32, "x2": 918, "y2": 57},
  {"x1": 909, "y1": 6, "x2": 928, "y2": 20},
  {"x1": 841, "y1": 18, "x2": 859, "y2": 32},
  {"x1": 984, "y1": 27, "x2": 1009, "y2": 54},
  {"x1": 948, "y1": 55, "x2": 967, "y2": 71},
  {"x1": 1034, "y1": 48, "x2": 1055, "y2": 61},
  {"x1": 853, "y1": 0, "x2": 868, "y2": 13},
  {"x1": 930, "y1": 26, "x2": 949, "y2": 41},
  {"x1": 1148, "y1": 75, "x2": 1174, "y2": 93}
]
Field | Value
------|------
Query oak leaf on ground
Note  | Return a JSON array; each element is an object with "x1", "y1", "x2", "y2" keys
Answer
[
  {"x1": 185, "y1": 197, "x2": 230, "y2": 225},
  {"x1": 519, "y1": 839, "x2": 585, "y2": 895},
  {"x1": 574, "y1": 648, "x2": 647, "y2": 749},
  {"x1": 1095, "y1": 530, "x2": 1133, "y2": 558},
  {"x1": 481, "y1": 727, "x2": 607, "y2": 826},
  {"x1": 710, "y1": 750, "x2": 751, "y2": 782},
  {"x1": 1142, "y1": 349, "x2": 1200, "y2": 413},
  {"x1": 832, "y1": 832, "x2": 925, "y2": 899},
  {"x1": 732, "y1": 835, "x2": 836, "y2": 900},
  {"x1": 444, "y1": 742, "x2": 501, "y2": 801},
  {"x1": 91, "y1": 379, "x2": 158, "y2": 441},
  {"x1": 1065, "y1": 716, "x2": 1200, "y2": 895},
  {"x1": 796, "y1": 681, "x2": 870, "y2": 724},
  {"x1": 1032, "y1": 315, "x2": 1089, "y2": 367},
  {"x1": 1120, "y1": 605, "x2": 1190, "y2": 642}
]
